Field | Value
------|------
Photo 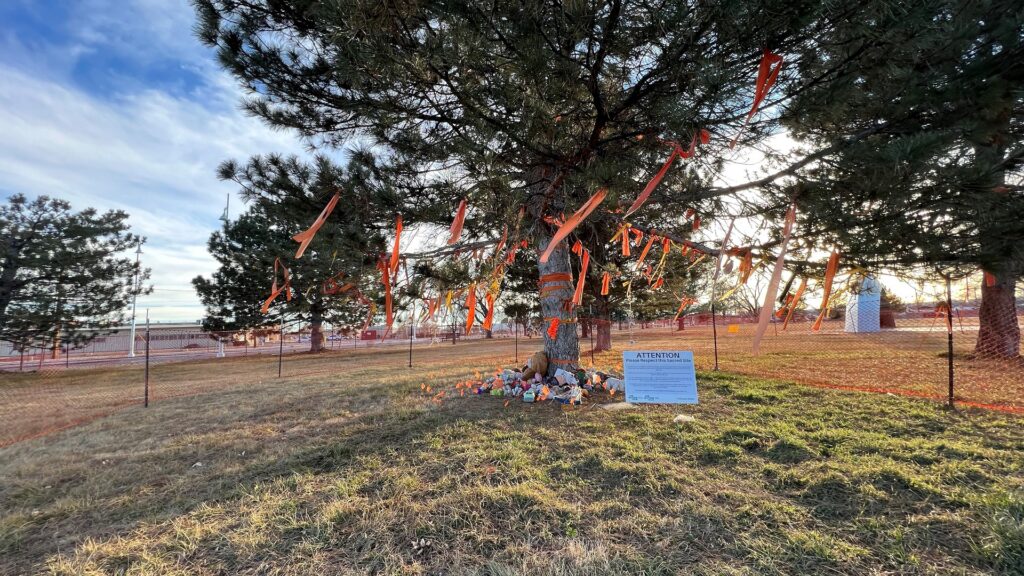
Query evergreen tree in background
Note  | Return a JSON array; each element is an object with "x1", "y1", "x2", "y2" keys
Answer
[
  {"x1": 193, "y1": 154, "x2": 399, "y2": 352},
  {"x1": 194, "y1": 0, "x2": 908, "y2": 368},
  {"x1": 0, "y1": 194, "x2": 147, "y2": 354},
  {"x1": 782, "y1": 0, "x2": 1023, "y2": 358}
]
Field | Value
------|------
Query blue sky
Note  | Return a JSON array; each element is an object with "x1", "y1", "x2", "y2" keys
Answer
[{"x1": 0, "y1": 0, "x2": 310, "y2": 322}]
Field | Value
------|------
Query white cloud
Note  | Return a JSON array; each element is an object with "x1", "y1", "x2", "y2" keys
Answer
[{"x1": 0, "y1": 2, "x2": 315, "y2": 322}]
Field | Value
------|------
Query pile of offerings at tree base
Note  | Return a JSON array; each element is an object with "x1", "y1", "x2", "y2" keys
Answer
[{"x1": 468, "y1": 351, "x2": 625, "y2": 406}]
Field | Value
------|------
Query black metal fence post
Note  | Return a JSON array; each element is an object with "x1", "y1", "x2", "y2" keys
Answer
[
  {"x1": 711, "y1": 302, "x2": 720, "y2": 371},
  {"x1": 408, "y1": 324, "x2": 414, "y2": 368},
  {"x1": 278, "y1": 317, "x2": 285, "y2": 378},
  {"x1": 144, "y1": 314, "x2": 150, "y2": 408},
  {"x1": 945, "y1": 274, "x2": 955, "y2": 408}
]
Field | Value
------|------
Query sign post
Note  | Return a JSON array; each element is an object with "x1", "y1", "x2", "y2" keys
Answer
[{"x1": 623, "y1": 351, "x2": 698, "y2": 404}]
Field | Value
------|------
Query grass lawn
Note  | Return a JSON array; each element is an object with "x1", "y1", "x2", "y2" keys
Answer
[{"x1": 1, "y1": 342, "x2": 1023, "y2": 575}]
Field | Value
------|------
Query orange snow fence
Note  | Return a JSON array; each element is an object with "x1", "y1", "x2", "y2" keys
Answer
[
  {"x1": 292, "y1": 192, "x2": 340, "y2": 259},
  {"x1": 539, "y1": 188, "x2": 608, "y2": 263}
]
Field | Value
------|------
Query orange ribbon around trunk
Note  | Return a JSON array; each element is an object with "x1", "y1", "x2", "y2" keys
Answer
[{"x1": 292, "y1": 192, "x2": 340, "y2": 259}]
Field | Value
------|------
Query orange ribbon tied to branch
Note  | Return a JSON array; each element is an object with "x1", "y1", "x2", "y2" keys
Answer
[
  {"x1": 448, "y1": 199, "x2": 467, "y2": 245},
  {"x1": 260, "y1": 257, "x2": 292, "y2": 314},
  {"x1": 539, "y1": 188, "x2": 608, "y2": 263},
  {"x1": 625, "y1": 148, "x2": 678, "y2": 217},
  {"x1": 292, "y1": 192, "x2": 340, "y2": 259},
  {"x1": 635, "y1": 235, "x2": 656, "y2": 270},
  {"x1": 465, "y1": 284, "x2": 477, "y2": 332},
  {"x1": 782, "y1": 278, "x2": 807, "y2": 330},
  {"x1": 572, "y1": 249, "x2": 590, "y2": 306},
  {"x1": 731, "y1": 49, "x2": 784, "y2": 149},
  {"x1": 389, "y1": 215, "x2": 403, "y2": 274},
  {"x1": 601, "y1": 271, "x2": 611, "y2": 296},
  {"x1": 812, "y1": 250, "x2": 841, "y2": 332},
  {"x1": 483, "y1": 293, "x2": 496, "y2": 332}
]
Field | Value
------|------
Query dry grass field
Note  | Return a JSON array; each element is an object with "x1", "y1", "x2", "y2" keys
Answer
[{"x1": 1, "y1": 334, "x2": 1022, "y2": 575}]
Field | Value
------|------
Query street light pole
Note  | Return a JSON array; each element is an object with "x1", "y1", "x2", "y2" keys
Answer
[{"x1": 128, "y1": 242, "x2": 143, "y2": 358}]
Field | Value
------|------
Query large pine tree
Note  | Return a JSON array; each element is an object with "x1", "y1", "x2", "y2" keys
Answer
[
  {"x1": 195, "y1": 0, "x2": 910, "y2": 368},
  {"x1": 781, "y1": 0, "x2": 1023, "y2": 357},
  {"x1": 0, "y1": 194, "x2": 147, "y2": 353}
]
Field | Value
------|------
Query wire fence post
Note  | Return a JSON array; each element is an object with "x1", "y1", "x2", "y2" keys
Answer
[
  {"x1": 278, "y1": 317, "x2": 285, "y2": 378},
  {"x1": 65, "y1": 340, "x2": 70, "y2": 369},
  {"x1": 711, "y1": 302, "x2": 720, "y2": 371},
  {"x1": 408, "y1": 323, "x2": 414, "y2": 368},
  {"x1": 514, "y1": 319, "x2": 518, "y2": 363},
  {"x1": 945, "y1": 274, "x2": 954, "y2": 408},
  {"x1": 144, "y1": 311, "x2": 150, "y2": 408}
]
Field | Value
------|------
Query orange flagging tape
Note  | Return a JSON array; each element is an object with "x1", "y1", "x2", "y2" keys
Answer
[
  {"x1": 389, "y1": 215, "x2": 402, "y2": 274},
  {"x1": 572, "y1": 249, "x2": 590, "y2": 306},
  {"x1": 539, "y1": 188, "x2": 608, "y2": 263},
  {"x1": 293, "y1": 192, "x2": 340, "y2": 259},
  {"x1": 483, "y1": 292, "x2": 495, "y2": 332},
  {"x1": 812, "y1": 250, "x2": 840, "y2": 332},
  {"x1": 781, "y1": 278, "x2": 807, "y2": 330},
  {"x1": 984, "y1": 271, "x2": 997, "y2": 287},
  {"x1": 448, "y1": 199, "x2": 467, "y2": 245},
  {"x1": 625, "y1": 148, "x2": 678, "y2": 217},
  {"x1": 260, "y1": 257, "x2": 292, "y2": 314},
  {"x1": 601, "y1": 271, "x2": 611, "y2": 295},
  {"x1": 546, "y1": 318, "x2": 560, "y2": 339},
  {"x1": 731, "y1": 49, "x2": 783, "y2": 149},
  {"x1": 465, "y1": 284, "x2": 477, "y2": 332}
]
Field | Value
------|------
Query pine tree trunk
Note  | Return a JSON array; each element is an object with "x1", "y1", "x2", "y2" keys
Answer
[
  {"x1": 580, "y1": 317, "x2": 591, "y2": 338},
  {"x1": 309, "y1": 308, "x2": 325, "y2": 353},
  {"x1": 538, "y1": 229, "x2": 579, "y2": 375},
  {"x1": 594, "y1": 295, "x2": 612, "y2": 352},
  {"x1": 974, "y1": 274, "x2": 1020, "y2": 359}
]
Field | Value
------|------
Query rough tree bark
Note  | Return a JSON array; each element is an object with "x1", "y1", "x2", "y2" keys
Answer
[
  {"x1": 974, "y1": 272, "x2": 1020, "y2": 359},
  {"x1": 593, "y1": 294, "x2": 612, "y2": 352},
  {"x1": 309, "y1": 306, "x2": 325, "y2": 353},
  {"x1": 538, "y1": 228, "x2": 579, "y2": 376}
]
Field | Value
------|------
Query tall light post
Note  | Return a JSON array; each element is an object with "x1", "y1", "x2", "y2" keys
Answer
[{"x1": 128, "y1": 242, "x2": 143, "y2": 358}]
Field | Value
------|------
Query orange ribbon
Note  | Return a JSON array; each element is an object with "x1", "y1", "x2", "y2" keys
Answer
[
  {"x1": 572, "y1": 249, "x2": 590, "y2": 306},
  {"x1": 731, "y1": 50, "x2": 784, "y2": 149},
  {"x1": 601, "y1": 271, "x2": 611, "y2": 296},
  {"x1": 260, "y1": 257, "x2": 292, "y2": 314},
  {"x1": 448, "y1": 199, "x2": 467, "y2": 245},
  {"x1": 782, "y1": 278, "x2": 807, "y2": 330},
  {"x1": 984, "y1": 271, "x2": 997, "y2": 287},
  {"x1": 625, "y1": 148, "x2": 678, "y2": 217},
  {"x1": 465, "y1": 283, "x2": 477, "y2": 332},
  {"x1": 546, "y1": 318, "x2": 560, "y2": 339},
  {"x1": 539, "y1": 188, "x2": 608, "y2": 263},
  {"x1": 389, "y1": 215, "x2": 402, "y2": 274},
  {"x1": 812, "y1": 250, "x2": 841, "y2": 332},
  {"x1": 376, "y1": 258, "x2": 393, "y2": 331},
  {"x1": 483, "y1": 293, "x2": 495, "y2": 332},
  {"x1": 292, "y1": 192, "x2": 340, "y2": 259}
]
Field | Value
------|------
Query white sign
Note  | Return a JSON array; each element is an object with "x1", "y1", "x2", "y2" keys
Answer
[{"x1": 623, "y1": 351, "x2": 698, "y2": 404}]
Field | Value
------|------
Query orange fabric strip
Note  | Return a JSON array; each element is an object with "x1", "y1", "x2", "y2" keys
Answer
[
  {"x1": 539, "y1": 273, "x2": 573, "y2": 284},
  {"x1": 465, "y1": 284, "x2": 477, "y2": 332},
  {"x1": 625, "y1": 148, "x2": 678, "y2": 217},
  {"x1": 572, "y1": 249, "x2": 590, "y2": 306},
  {"x1": 389, "y1": 215, "x2": 402, "y2": 274},
  {"x1": 539, "y1": 188, "x2": 608, "y2": 263},
  {"x1": 447, "y1": 199, "x2": 467, "y2": 245},
  {"x1": 546, "y1": 318, "x2": 560, "y2": 339},
  {"x1": 730, "y1": 50, "x2": 784, "y2": 149},
  {"x1": 984, "y1": 271, "x2": 997, "y2": 287},
  {"x1": 635, "y1": 235, "x2": 656, "y2": 270},
  {"x1": 812, "y1": 250, "x2": 841, "y2": 332},
  {"x1": 782, "y1": 278, "x2": 807, "y2": 330},
  {"x1": 601, "y1": 272, "x2": 610, "y2": 296},
  {"x1": 483, "y1": 293, "x2": 495, "y2": 332},
  {"x1": 292, "y1": 192, "x2": 340, "y2": 259}
]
